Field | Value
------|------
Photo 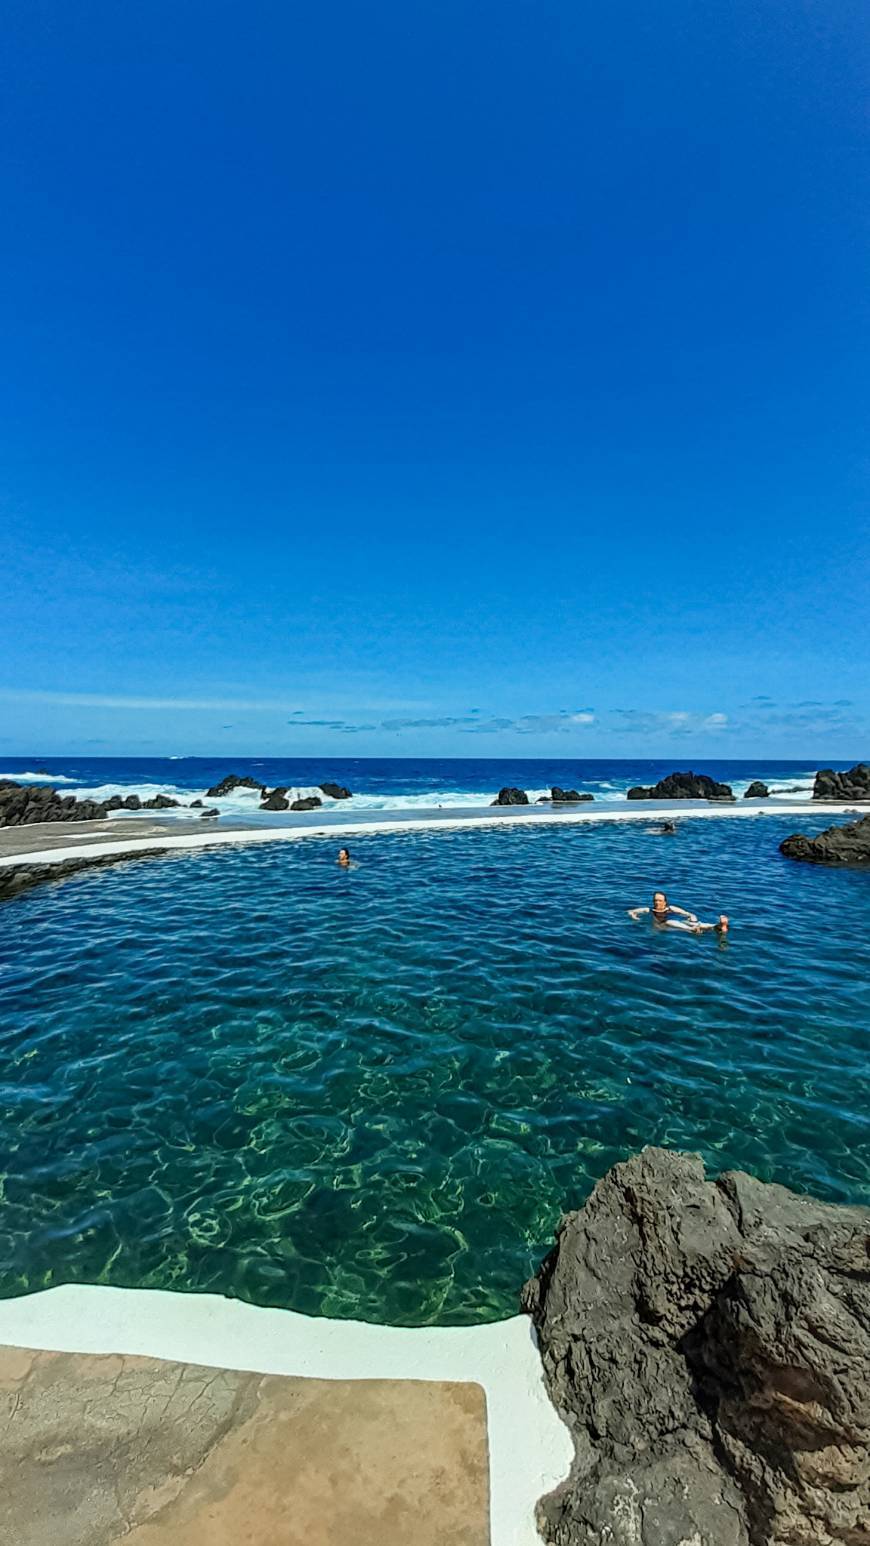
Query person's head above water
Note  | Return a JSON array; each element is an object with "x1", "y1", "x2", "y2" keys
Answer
[
  {"x1": 337, "y1": 848, "x2": 351, "y2": 867},
  {"x1": 715, "y1": 914, "x2": 729, "y2": 933},
  {"x1": 652, "y1": 891, "x2": 669, "y2": 914}
]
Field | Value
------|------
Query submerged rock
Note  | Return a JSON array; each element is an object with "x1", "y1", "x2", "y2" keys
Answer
[
  {"x1": 626, "y1": 770, "x2": 735, "y2": 801},
  {"x1": 320, "y1": 782, "x2": 352, "y2": 800},
  {"x1": 743, "y1": 780, "x2": 769, "y2": 798},
  {"x1": 780, "y1": 811, "x2": 870, "y2": 865},
  {"x1": 290, "y1": 796, "x2": 322, "y2": 811},
  {"x1": 813, "y1": 763, "x2": 870, "y2": 801},
  {"x1": 550, "y1": 787, "x2": 594, "y2": 803},
  {"x1": 204, "y1": 774, "x2": 266, "y2": 798},
  {"x1": 522, "y1": 1147, "x2": 870, "y2": 1546},
  {"x1": 491, "y1": 787, "x2": 529, "y2": 806}
]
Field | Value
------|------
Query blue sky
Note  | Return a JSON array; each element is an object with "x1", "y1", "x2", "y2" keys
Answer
[{"x1": 2, "y1": 0, "x2": 867, "y2": 758}]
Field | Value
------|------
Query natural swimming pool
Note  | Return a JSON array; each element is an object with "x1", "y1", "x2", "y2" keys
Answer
[{"x1": 1, "y1": 815, "x2": 868, "y2": 1325}]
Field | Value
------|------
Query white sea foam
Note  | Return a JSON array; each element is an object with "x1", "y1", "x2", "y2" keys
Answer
[
  {"x1": 0, "y1": 770, "x2": 77, "y2": 784},
  {"x1": 47, "y1": 772, "x2": 822, "y2": 820}
]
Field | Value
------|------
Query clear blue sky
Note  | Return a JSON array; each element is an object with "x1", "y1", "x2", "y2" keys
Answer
[{"x1": 2, "y1": 0, "x2": 867, "y2": 758}]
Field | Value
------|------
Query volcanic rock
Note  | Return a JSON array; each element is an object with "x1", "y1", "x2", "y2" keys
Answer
[
  {"x1": 189, "y1": 799, "x2": 203, "y2": 808},
  {"x1": 290, "y1": 796, "x2": 322, "y2": 811},
  {"x1": 0, "y1": 783, "x2": 109, "y2": 827},
  {"x1": 522, "y1": 1146, "x2": 870, "y2": 1546},
  {"x1": 813, "y1": 763, "x2": 870, "y2": 802},
  {"x1": 626, "y1": 770, "x2": 735, "y2": 801},
  {"x1": 123, "y1": 794, "x2": 142, "y2": 810},
  {"x1": 204, "y1": 774, "x2": 266, "y2": 798},
  {"x1": 491, "y1": 787, "x2": 529, "y2": 806},
  {"x1": 744, "y1": 780, "x2": 769, "y2": 798},
  {"x1": 550, "y1": 787, "x2": 594, "y2": 803},
  {"x1": 780, "y1": 811, "x2": 870, "y2": 866},
  {"x1": 320, "y1": 782, "x2": 352, "y2": 800},
  {"x1": 142, "y1": 795, "x2": 180, "y2": 810},
  {"x1": 260, "y1": 788, "x2": 289, "y2": 811}
]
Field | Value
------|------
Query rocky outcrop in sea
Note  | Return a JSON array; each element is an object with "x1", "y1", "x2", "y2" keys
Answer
[
  {"x1": 522, "y1": 1147, "x2": 870, "y2": 1546},
  {"x1": 813, "y1": 764, "x2": 870, "y2": 802},
  {"x1": 0, "y1": 782, "x2": 163, "y2": 827},
  {"x1": 626, "y1": 771, "x2": 735, "y2": 800},
  {"x1": 743, "y1": 780, "x2": 769, "y2": 798},
  {"x1": 780, "y1": 811, "x2": 870, "y2": 865},
  {"x1": 205, "y1": 774, "x2": 266, "y2": 798},
  {"x1": 492, "y1": 787, "x2": 529, "y2": 805}
]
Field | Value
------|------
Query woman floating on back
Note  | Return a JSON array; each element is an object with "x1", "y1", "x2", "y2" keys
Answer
[{"x1": 628, "y1": 891, "x2": 728, "y2": 935}]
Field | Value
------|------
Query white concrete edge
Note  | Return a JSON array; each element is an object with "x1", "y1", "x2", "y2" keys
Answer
[
  {"x1": 0, "y1": 801, "x2": 856, "y2": 869},
  {"x1": 0, "y1": 1284, "x2": 572, "y2": 1546}
]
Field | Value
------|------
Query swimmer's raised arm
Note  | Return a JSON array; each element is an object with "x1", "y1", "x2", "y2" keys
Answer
[{"x1": 667, "y1": 904, "x2": 697, "y2": 921}]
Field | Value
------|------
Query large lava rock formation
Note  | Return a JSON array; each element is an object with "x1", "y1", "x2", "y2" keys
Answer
[{"x1": 522, "y1": 1147, "x2": 870, "y2": 1546}]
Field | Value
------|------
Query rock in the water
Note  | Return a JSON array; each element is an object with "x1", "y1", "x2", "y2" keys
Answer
[
  {"x1": 260, "y1": 788, "x2": 289, "y2": 811},
  {"x1": 142, "y1": 795, "x2": 180, "y2": 810},
  {"x1": 290, "y1": 796, "x2": 322, "y2": 811},
  {"x1": 522, "y1": 1147, "x2": 870, "y2": 1546},
  {"x1": 813, "y1": 763, "x2": 870, "y2": 802},
  {"x1": 780, "y1": 811, "x2": 870, "y2": 865},
  {"x1": 626, "y1": 770, "x2": 735, "y2": 801},
  {"x1": 123, "y1": 794, "x2": 142, "y2": 811},
  {"x1": 743, "y1": 780, "x2": 769, "y2": 798},
  {"x1": 320, "y1": 782, "x2": 352, "y2": 800},
  {"x1": 550, "y1": 787, "x2": 594, "y2": 803},
  {"x1": 491, "y1": 787, "x2": 529, "y2": 806},
  {"x1": 204, "y1": 774, "x2": 266, "y2": 798},
  {"x1": 0, "y1": 782, "x2": 112, "y2": 827},
  {"x1": 189, "y1": 799, "x2": 203, "y2": 808}
]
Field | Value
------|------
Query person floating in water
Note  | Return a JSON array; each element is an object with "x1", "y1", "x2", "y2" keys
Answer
[
  {"x1": 337, "y1": 847, "x2": 352, "y2": 868},
  {"x1": 628, "y1": 893, "x2": 728, "y2": 935}
]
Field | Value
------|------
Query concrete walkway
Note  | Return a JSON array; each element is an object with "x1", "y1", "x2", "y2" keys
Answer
[
  {"x1": 0, "y1": 1344, "x2": 489, "y2": 1546},
  {"x1": 0, "y1": 1286, "x2": 570, "y2": 1546}
]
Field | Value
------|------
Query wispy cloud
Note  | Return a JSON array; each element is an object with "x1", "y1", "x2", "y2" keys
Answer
[
  {"x1": 0, "y1": 688, "x2": 310, "y2": 712},
  {"x1": 611, "y1": 709, "x2": 729, "y2": 737}
]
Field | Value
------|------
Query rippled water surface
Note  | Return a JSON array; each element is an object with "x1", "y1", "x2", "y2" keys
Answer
[{"x1": 1, "y1": 816, "x2": 868, "y2": 1324}]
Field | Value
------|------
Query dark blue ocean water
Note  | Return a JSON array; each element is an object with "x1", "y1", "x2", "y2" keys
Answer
[
  {"x1": 1, "y1": 811, "x2": 867, "y2": 1325},
  {"x1": 0, "y1": 755, "x2": 841, "y2": 814}
]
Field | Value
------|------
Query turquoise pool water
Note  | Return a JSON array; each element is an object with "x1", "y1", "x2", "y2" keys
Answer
[{"x1": 1, "y1": 815, "x2": 868, "y2": 1325}]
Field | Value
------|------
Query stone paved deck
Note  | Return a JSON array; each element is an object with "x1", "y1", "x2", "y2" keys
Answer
[{"x1": 0, "y1": 1345, "x2": 490, "y2": 1546}]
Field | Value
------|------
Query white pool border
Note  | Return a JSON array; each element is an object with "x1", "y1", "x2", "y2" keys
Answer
[
  {"x1": 0, "y1": 1284, "x2": 571, "y2": 1546},
  {"x1": 0, "y1": 799, "x2": 854, "y2": 871}
]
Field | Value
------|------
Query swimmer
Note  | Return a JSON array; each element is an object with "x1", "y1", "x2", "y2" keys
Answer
[
  {"x1": 628, "y1": 891, "x2": 699, "y2": 930},
  {"x1": 337, "y1": 847, "x2": 352, "y2": 868}
]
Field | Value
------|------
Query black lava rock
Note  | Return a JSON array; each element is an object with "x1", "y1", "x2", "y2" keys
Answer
[
  {"x1": 813, "y1": 763, "x2": 870, "y2": 801},
  {"x1": 204, "y1": 774, "x2": 266, "y2": 798},
  {"x1": 550, "y1": 787, "x2": 594, "y2": 803},
  {"x1": 780, "y1": 811, "x2": 870, "y2": 865},
  {"x1": 626, "y1": 770, "x2": 735, "y2": 801},
  {"x1": 743, "y1": 781, "x2": 769, "y2": 798},
  {"x1": 491, "y1": 787, "x2": 529, "y2": 806},
  {"x1": 320, "y1": 782, "x2": 352, "y2": 800},
  {"x1": 260, "y1": 788, "x2": 290, "y2": 811},
  {"x1": 290, "y1": 796, "x2": 322, "y2": 811},
  {"x1": 522, "y1": 1147, "x2": 870, "y2": 1546}
]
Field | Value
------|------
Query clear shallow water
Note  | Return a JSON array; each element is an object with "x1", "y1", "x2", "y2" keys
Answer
[{"x1": 1, "y1": 814, "x2": 868, "y2": 1326}]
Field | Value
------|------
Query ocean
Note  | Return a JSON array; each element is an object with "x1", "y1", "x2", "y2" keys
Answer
[{"x1": 0, "y1": 755, "x2": 840, "y2": 818}]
